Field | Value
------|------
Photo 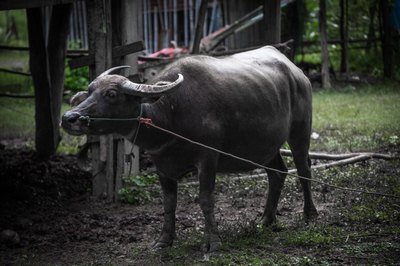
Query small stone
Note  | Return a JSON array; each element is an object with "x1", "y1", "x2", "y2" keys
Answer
[
  {"x1": 311, "y1": 132, "x2": 320, "y2": 140},
  {"x1": 17, "y1": 218, "x2": 33, "y2": 229},
  {"x1": 1, "y1": 229, "x2": 20, "y2": 246}
]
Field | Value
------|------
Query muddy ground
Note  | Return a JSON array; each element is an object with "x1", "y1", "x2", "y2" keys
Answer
[{"x1": 0, "y1": 146, "x2": 399, "y2": 265}]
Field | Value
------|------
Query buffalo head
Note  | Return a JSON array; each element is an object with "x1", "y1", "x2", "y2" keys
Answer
[{"x1": 61, "y1": 66, "x2": 183, "y2": 136}]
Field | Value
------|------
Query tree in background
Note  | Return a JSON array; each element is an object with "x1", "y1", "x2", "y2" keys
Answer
[
  {"x1": 379, "y1": 0, "x2": 394, "y2": 78},
  {"x1": 339, "y1": 0, "x2": 348, "y2": 74},
  {"x1": 319, "y1": 0, "x2": 331, "y2": 88}
]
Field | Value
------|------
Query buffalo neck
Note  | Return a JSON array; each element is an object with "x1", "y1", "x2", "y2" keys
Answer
[{"x1": 130, "y1": 103, "x2": 174, "y2": 154}]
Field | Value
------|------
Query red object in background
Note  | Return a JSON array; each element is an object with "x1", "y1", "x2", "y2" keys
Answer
[{"x1": 148, "y1": 46, "x2": 189, "y2": 59}]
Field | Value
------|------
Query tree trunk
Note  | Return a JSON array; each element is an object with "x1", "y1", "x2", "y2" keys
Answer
[
  {"x1": 339, "y1": 0, "x2": 348, "y2": 74},
  {"x1": 366, "y1": 0, "x2": 378, "y2": 53},
  {"x1": 379, "y1": 0, "x2": 393, "y2": 78},
  {"x1": 319, "y1": 0, "x2": 331, "y2": 88},
  {"x1": 264, "y1": 0, "x2": 281, "y2": 44}
]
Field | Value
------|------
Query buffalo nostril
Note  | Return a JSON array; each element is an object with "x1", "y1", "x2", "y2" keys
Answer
[{"x1": 64, "y1": 112, "x2": 81, "y2": 123}]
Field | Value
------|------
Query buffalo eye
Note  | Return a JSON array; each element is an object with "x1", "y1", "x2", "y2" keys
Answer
[{"x1": 106, "y1": 90, "x2": 118, "y2": 98}]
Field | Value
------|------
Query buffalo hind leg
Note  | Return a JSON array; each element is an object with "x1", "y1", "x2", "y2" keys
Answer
[
  {"x1": 262, "y1": 153, "x2": 287, "y2": 227},
  {"x1": 152, "y1": 175, "x2": 177, "y2": 249},
  {"x1": 197, "y1": 154, "x2": 221, "y2": 252},
  {"x1": 288, "y1": 124, "x2": 318, "y2": 220}
]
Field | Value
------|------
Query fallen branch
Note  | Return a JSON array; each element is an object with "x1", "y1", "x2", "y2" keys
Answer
[
  {"x1": 0, "y1": 93, "x2": 34, "y2": 98},
  {"x1": 280, "y1": 149, "x2": 397, "y2": 161},
  {"x1": 180, "y1": 151, "x2": 398, "y2": 187}
]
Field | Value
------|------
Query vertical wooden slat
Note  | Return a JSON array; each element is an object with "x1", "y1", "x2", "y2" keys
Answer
[
  {"x1": 173, "y1": 0, "x2": 178, "y2": 43},
  {"x1": 189, "y1": 0, "x2": 194, "y2": 45},
  {"x1": 192, "y1": 0, "x2": 208, "y2": 53},
  {"x1": 81, "y1": 1, "x2": 88, "y2": 49},
  {"x1": 144, "y1": 0, "x2": 149, "y2": 51},
  {"x1": 208, "y1": 0, "x2": 217, "y2": 35},
  {"x1": 90, "y1": 140, "x2": 103, "y2": 197},
  {"x1": 115, "y1": 139, "x2": 125, "y2": 201},
  {"x1": 184, "y1": 0, "x2": 188, "y2": 46},
  {"x1": 154, "y1": 6, "x2": 158, "y2": 51},
  {"x1": 163, "y1": 0, "x2": 168, "y2": 47},
  {"x1": 119, "y1": 0, "x2": 142, "y2": 199}
]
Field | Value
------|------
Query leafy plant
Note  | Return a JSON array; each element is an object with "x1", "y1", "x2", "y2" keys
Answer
[
  {"x1": 64, "y1": 61, "x2": 89, "y2": 93},
  {"x1": 118, "y1": 173, "x2": 159, "y2": 204}
]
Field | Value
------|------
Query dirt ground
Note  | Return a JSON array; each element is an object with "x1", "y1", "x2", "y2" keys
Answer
[{"x1": 0, "y1": 146, "x2": 399, "y2": 265}]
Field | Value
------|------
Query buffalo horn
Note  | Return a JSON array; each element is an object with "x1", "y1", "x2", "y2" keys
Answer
[
  {"x1": 98, "y1": 65, "x2": 131, "y2": 78},
  {"x1": 119, "y1": 74, "x2": 184, "y2": 97}
]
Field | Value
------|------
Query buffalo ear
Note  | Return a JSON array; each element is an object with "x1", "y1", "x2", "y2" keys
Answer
[{"x1": 70, "y1": 91, "x2": 89, "y2": 106}]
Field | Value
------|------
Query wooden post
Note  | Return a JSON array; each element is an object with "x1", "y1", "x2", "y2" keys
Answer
[
  {"x1": 48, "y1": 4, "x2": 73, "y2": 151},
  {"x1": 264, "y1": 0, "x2": 281, "y2": 45},
  {"x1": 27, "y1": 7, "x2": 54, "y2": 159},
  {"x1": 86, "y1": 0, "x2": 113, "y2": 200},
  {"x1": 26, "y1": 4, "x2": 72, "y2": 159}
]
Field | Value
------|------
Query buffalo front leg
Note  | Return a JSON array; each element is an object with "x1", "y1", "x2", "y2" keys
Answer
[
  {"x1": 197, "y1": 156, "x2": 221, "y2": 252},
  {"x1": 152, "y1": 176, "x2": 177, "y2": 249},
  {"x1": 262, "y1": 153, "x2": 287, "y2": 227}
]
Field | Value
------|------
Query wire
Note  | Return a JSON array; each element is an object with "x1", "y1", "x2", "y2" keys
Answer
[
  {"x1": 140, "y1": 119, "x2": 400, "y2": 199},
  {"x1": 77, "y1": 114, "x2": 400, "y2": 199}
]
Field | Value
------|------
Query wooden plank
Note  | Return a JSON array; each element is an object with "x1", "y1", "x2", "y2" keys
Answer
[
  {"x1": 119, "y1": 0, "x2": 142, "y2": 186},
  {"x1": 68, "y1": 40, "x2": 145, "y2": 69},
  {"x1": 0, "y1": 0, "x2": 80, "y2": 10},
  {"x1": 124, "y1": 140, "x2": 140, "y2": 177},
  {"x1": 115, "y1": 139, "x2": 125, "y2": 201},
  {"x1": 91, "y1": 142, "x2": 106, "y2": 198},
  {"x1": 105, "y1": 135, "x2": 114, "y2": 201},
  {"x1": 263, "y1": 0, "x2": 281, "y2": 44},
  {"x1": 86, "y1": 0, "x2": 114, "y2": 200},
  {"x1": 0, "y1": 68, "x2": 31, "y2": 76},
  {"x1": 113, "y1": 40, "x2": 145, "y2": 58}
]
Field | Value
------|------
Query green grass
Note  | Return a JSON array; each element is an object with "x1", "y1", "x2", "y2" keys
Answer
[
  {"x1": 311, "y1": 82, "x2": 400, "y2": 152},
  {"x1": 0, "y1": 51, "x2": 31, "y2": 93},
  {"x1": 0, "y1": 97, "x2": 35, "y2": 138},
  {"x1": 0, "y1": 98, "x2": 84, "y2": 153}
]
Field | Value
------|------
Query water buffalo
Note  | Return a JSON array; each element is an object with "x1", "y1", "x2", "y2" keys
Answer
[{"x1": 62, "y1": 45, "x2": 318, "y2": 251}]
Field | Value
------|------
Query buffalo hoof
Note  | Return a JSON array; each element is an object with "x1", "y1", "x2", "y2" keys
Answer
[
  {"x1": 261, "y1": 220, "x2": 283, "y2": 232},
  {"x1": 261, "y1": 214, "x2": 276, "y2": 227},
  {"x1": 202, "y1": 233, "x2": 222, "y2": 253},
  {"x1": 151, "y1": 240, "x2": 172, "y2": 251},
  {"x1": 150, "y1": 234, "x2": 174, "y2": 251},
  {"x1": 304, "y1": 207, "x2": 319, "y2": 221}
]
